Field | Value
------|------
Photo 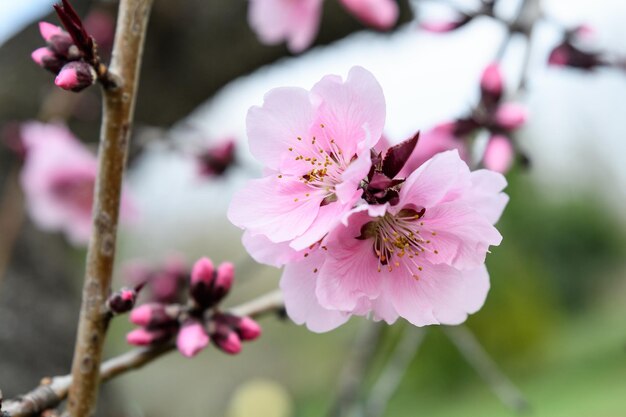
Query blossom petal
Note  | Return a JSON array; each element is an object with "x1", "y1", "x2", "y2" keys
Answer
[
  {"x1": 339, "y1": 0, "x2": 399, "y2": 30},
  {"x1": 316, "y1": 211, "x2": 384, "y2": 311},
  {"x1": 242, "y1": 231, "x2": 302, "y2": 267},
  {"x1": 399, "y1": 150, "x2": 471, "y2": 209},
  {"x1": 228, "y1": 175, "x2": 322, "y2": 242},
  {"x1": 281, "y1": 251, "x2": 350, "y2": 332},
  {"x1": 463, "y1": 169, "x2": 509, "y2": 224},
  {"x1": 310, "y1": 66, "x2": 385, "y2": 159},
  {"x1": 246, "y1": 87, "x2": 317, "y2": 174},
  {"x1": 247, "y1": 0, "x2": 323, "y2": 53},
  {"x1": 421, "y1": 202, "x2": 502, "y2": 270}
]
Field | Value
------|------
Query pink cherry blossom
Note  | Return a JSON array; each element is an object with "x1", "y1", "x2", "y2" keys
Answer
[
  {"x1": 247, "y1": 0, "x2": 323, "y2": 53},
  {"x1": 177, "y1": 319, "x2": 210, "y2": 358},
  {"x1": 398, "y1": 123, "x2": 468, "y2": 177},
  {"x1": 20, "y1": 122, "x2": 134, "y2": 245},
  {"x1": 228, "y1": 66, "x2": 385, "y2": 258},
  {"x1": 280, "y1": 151, "x2": 507, "y2": 331},
  {"x1": 494, "y1": 103, "x2": 527, "y2": 131},
  {"x1": 483, "y1": 135, "x2": 514, "y2": 174},
  {"x1": 339, "y1": 0, "x2": 399, "y2": 30}
]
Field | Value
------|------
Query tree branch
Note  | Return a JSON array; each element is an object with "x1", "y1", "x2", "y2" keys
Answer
[
  {"x1": 1, "y1": 290, "x2": 284, "y2": 417},
  {"x1": 63, "y1": 1, "x2": 154, "y2": 416}
]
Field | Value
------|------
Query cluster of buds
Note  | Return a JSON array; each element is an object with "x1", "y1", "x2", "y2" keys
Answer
[
  {"x1": 548, "y1": 25, "x2": 604, "y2": 71},
  {"x1": 419, "y1": 0, "x2": 495, "y2": 34},
  {"x1": 439, "y1": 63, "x2": 527, "y2": 173},
  {"x1": 197, "y1": 139, "x2": 237, "y2": 177},
  {"x1": 31, "y1": 0, "x2": 104, "y2": 92},
  {"x1": 126, "y1": 257, "x2": 261, "y2": 357}
]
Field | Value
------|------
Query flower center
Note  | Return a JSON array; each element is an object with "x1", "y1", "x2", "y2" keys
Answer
[
  {"x1": 286, "y1": 124, "x2": 352, "y2": 202},
  {"x1": 358, "y1": 208, "x2": 439, "y2": 279}
]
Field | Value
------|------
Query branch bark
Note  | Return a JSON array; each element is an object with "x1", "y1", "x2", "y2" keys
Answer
[
  {"x1": 2, "y1": 290, "x2": 284, "y2": 417},
  {"x1": 64, "y1": 1, "x2": 154, "y2": 416}
]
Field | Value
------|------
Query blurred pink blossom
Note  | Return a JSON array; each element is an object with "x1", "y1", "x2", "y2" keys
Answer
[
  {"x1": 177, "y1": 319, "x2": 210, "y2": 358},
  {"x1": 248, "y1": 0, "x2": 399, "y2": 53},
  {"x1": 280, "y1": 151, "x2": 507, "y2": 331},
  {"x1": 494, "y1": 103, "x2": 527, "y2": 131},
  {"x1": 229, "y1": 66, "x2": 385, "y2": 257},
  {"x1": 248, "y1": 0, "x2": 323, "y2": 53},
  {"x1": 20, "y1": 122, "x2": 134, "y2": 245},
  {"x1": 483, "y1": 135, "x2": 514, "y2": 174},
  {"x1": 339, "y1": 0, "x2": 399, "y2": 30}
]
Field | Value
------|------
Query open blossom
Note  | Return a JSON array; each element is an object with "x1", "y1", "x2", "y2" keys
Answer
[
  {"x1": 248, "y1": 0, "x2": 399, "y2": 53},
  {"x1": 281, "y1": 151, "x2": 508, "y2": 331},
  {"x1": 20, "y1": 122, "x2": 133, "y2": 244},
  {"x1": 228, "y1": 66, "x2": 385, "y2": 257},
  {"x1": 230, "y1": 67, "x2": 508, "y2": 332}
]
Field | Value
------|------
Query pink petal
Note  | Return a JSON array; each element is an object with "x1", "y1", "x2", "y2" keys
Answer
[
  {"x1": 388, "y1": 262, "x2": 487, "y2": 326},
  {"x1": 399, "y1": 150, "x2": 471, "y2": 209},
  {"x1": 483, "y1": 135, "x2": 514, "y2": 174},
  {"x1": 420, "y1": 202, "x2": 502, "y2": 270},
  {"x1": 280, "y1": 250, "x2": 350, "y2": 332},
  {"x1": 339, "y1": 0, "x2": 399, "y2": 30},
  {"x1": 494, "y1": 103, "x2": 527, "y2": 131},
  {"x1": 310, "y1": 66, "x2": 385, "y2": 159},
  {"x1": 177, "y1": 320, "x2": 210, "y2": 358},
  {"x1": 242, "y1": 230, "x2": 302, "y2": 267},
  {"x1": 316, "y1": 210, "x2": 384, "y2": 311},
  {"x1": 228, "y1": 175, "x2": 322, "y2": 242},
  {"x1": 463, "y1": 169, "x2": 509, "y2": 225},
  {"x1": 246, "y1": 87, "x2": 317, "y2": 174},
  {"x1": 248, "y1": 0, "x2": 323, "y2": 53}
]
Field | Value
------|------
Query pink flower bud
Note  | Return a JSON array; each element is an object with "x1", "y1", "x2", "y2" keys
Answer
[
  {"x1": 213, "y1": 328, "x2": 242, "y2": 355},
  {"x1": 39, "y1": 22, "x2": 63, "y2": 42},
  {"x1": 55, "y1": 61, "x2": 96, "y2": 92},
  {"x1": 126, "y1": 327, "x2": 170, "y2": 346},
  {"x1": 198, "y1": 140, "x2": 237, "y2": 177},
  {"x1": 548, "y1": 45, "x2": 569, "y2": 66},
  {"x1": 191, "y1": 257, "x2": 215, "y2": 287},
  {"x1": 575, "y1": 24, "x2": 595, "y2": 40},
  {"x1": 483, "y1": 135, "x2": 514, "y2": 174},
  {"x1": 177, "y1": 319, "x2": 210, "y2": 358},
  {"x1": 494, "y1": 103, "x2": 527, "y2": 131},
  {"x1": 339, "y1": 0, "x2": 399, "y2": 31},
  {"x1": 236, "y1": 316, "x2": 262, "y2": 341},
  {"x1": 213, "y1": 262, "x2": 234, "y2": 301},
  {"x1": 129, "y1": 303, "x2": 173, "y2": 327},
  {"x1": 480, "y1": 62, "x2": 503, "y2": 101},
  {"x1": 31, "y1": 47, "x2": 65, "y2": 73},
  {"x1": 107, "y1": 287, "x2": 137, "y2": 314}
]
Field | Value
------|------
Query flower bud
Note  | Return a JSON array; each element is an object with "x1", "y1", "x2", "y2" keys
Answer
[
  {"x1": 126, "y1": 327, "x2": 171, "y2": 346},
  {"x1": 55, "y1": 61, "x2": 96, "y2": 92},
  {"x1": 494, "y1": 103, "x2": 527, "y2": 131},
  {"x1": 190, "y1": 258, "x2": 234, "y2": 308},
  {"x1": 31, "y1": 47, "x2": 65, "y2": 73},
  {"x1": 39, "y1": 22, "x2": 64, "y2": 42},
  {"x1": 129, "y1": 303, "x2": 176, "y2": 327},
  {"x1": 213, "y1": 313, "x2": 262, "y2": 341},
  {"x1": 211, "y1": 325, "x2": 242, "y2": 355},
  {"x1": 212, "y1": 262, "x2": 234, "y2": 303},
  {"x1": 548, "y1": 42, "x2": 601, "y2": 70},
  {"x1": 236, "y1": 316, "x2": 262, "y2": 341},
  {"x1": 107, "y1": 287, "x2": 137, "y2": 314},
  {"x1": 177, "y1": 319, "x2": 210, "y2": 358},
  {"x1": 480, "y1": 63, "x2": 503, "y2": 103},
  {"x1": 483, "y1": 135, "x2": 514, "y2": 174},
  {"x1": 198, "y1": 140, "x2": 237, "y2": 177}
]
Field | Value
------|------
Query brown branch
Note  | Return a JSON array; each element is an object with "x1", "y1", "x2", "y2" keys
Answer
[
  {"x1": 1, "y1": 290, "x2": 284, "y2": 417},
  {"x1": 64, "y1": 1, "x2": 154, "y2": 416}
]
